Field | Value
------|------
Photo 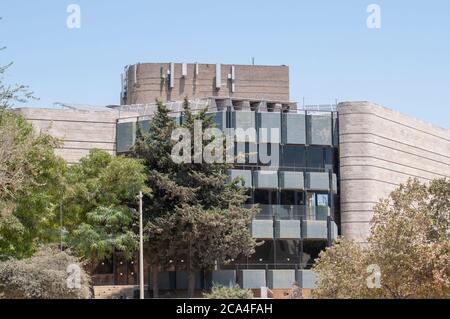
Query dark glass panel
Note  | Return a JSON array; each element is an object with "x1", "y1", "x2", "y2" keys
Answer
[{"x1": 307, "y1": 146, "x2": 324, "y2": 169}]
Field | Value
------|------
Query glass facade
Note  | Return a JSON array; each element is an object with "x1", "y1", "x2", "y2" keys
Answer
[{"x1": 116, "y1": 108, "x2": 340, "y2": 273}]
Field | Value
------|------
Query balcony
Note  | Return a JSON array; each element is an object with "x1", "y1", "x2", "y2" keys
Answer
[
  {"x1": 306, "y1": 172, "x2": 337, "y2": 193},
  {"x1": 253, "y1": 170, "x2": 278, "y2": 189},
  {"x1": 251, "y1": 205, "x2": 329, "y2": 221},
  {"x1": 279, "y1": 171, "x2": 304, "y2": 190},
  {"x1": 248, "y1": 205, "x2": 337, "y2": 241}
]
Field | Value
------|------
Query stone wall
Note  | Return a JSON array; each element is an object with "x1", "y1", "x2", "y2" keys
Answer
[
  {"x1": 338, "y1": 101, "x2": 450, "y2": 243},
  {"x1": 15, "y1": 108, "x2": 137, "y2": 164},
  {"x1": 122, "y1": 63, "x2": 289, "y2": 104}
]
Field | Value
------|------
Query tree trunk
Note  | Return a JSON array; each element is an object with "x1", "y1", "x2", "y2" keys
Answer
[
  {"x1": 152, "y1": 265, "x2": 159, "y2": 299},
  {"x1": 187, "y1": 270, "x2": 196, "y2": 298}
]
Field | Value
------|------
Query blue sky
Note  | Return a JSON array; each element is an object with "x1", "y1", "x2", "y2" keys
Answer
[{"x1": 1, "y1": 0, "x2": 449, "y2": 129}]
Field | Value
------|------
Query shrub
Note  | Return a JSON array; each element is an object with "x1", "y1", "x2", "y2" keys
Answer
[
  {"x1": 0, "y1": 246, "x2": 92, "y2": 299},
  {"x1": 203, "y1": 285, "x2": 253, "y2": 299}
]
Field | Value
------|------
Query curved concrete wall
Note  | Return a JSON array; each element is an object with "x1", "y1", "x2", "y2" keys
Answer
[
  {"x1": 123, "y1": 63, "x2": 289, "y2": 104},
  {"x1": 338, "y1": 101, "x2": 450, "y2": 243}
]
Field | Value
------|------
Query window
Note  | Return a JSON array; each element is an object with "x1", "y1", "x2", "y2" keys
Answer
[
  {"x1": 275, "y1": 240, "x2": 300, "y2": 265},
  {"x1": 282, "y1": 113, "x2": 306, "y2": 144},
  {"x1": 281, "y1": 190, "x2": 295, "y2": 205},
  {"x1": 307, "y1": 146, "x2": 324, "y2": 169},
  {"x1": 248, "y1": 241, "x2": 274, "y2": 264},
  {"x1": 281, "y1": 145, "x2": 306, "y2": 168},
  {"x1": 254, "y1": 190, "x2": 277, "y2": 206},
  {"x1": 324, "y1": 147, "x2": 337, "y2": 172},
  {"x1": 306, "y1": 192, "x2": 329, "y2": 220},
  {"x1": 316, "y1": 193, "x2": 329, "y2": 207},
  {"x1": 280, "y1": 191, "x2": 305, "y2": 206}
]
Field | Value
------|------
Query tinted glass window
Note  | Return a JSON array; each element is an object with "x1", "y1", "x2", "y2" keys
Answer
[
  {"x1": 248, "y1": 241, "x2": 274, "y2": 264},
  {"x1": 281, "y1": 191, "x2": 305, "y2": 205},
  {"x1": 281, "y1": 145, "x2": 306, "y2": 168},
  {"x1": 307, "y1": 146, "x2": 324, "y2": 169},
  {"x1": 281, "y1": 190, "x2": 295, "y2": 205},
  {"x1": 275, "y1": 240, "x2": 300, "y2": 264},
  {"x1": 316, "y1": 193, "x2": 329, "y2": 207},
  {"x1": 254, "y1": 190, "x2": 278, "y2": 205},
  {"x1": 324, "y1": 147, "x2": 337, "y2": 165},
  {"x1": 254, "y1": 190, "x2": 270, "y2": 205}
]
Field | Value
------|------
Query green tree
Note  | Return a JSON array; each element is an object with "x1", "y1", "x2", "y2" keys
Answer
[
  {"x1": 0, "y1": 109, "x2": 65, "y2": 259},
  {"x1": 0, "y1": 43, "x2": 63, "y2": 259},
  {"x1": 0, "y1": 245, "x2": 91, "y2": 299},
  {"x1": 64, "y1": 150, "x2": 149, "y2": 266},
  {"x1": 313, "y1": 178, "x2": 450, "y2": 299},
  {"x1": 133, "y1": 99, "x2": 257, "y2": 298}
]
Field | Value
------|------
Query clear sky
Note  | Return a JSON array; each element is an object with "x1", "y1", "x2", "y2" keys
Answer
[{"x1": 1, "y1": 0, "x2": 449, "y2": 129}]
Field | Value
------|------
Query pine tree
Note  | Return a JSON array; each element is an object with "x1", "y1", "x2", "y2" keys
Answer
[{"x1": 133, "y1": 99, "x2": 257, "y2": 298}]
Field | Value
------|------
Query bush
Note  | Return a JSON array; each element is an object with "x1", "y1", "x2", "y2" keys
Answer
[
  {"x1": 203, "y1": 285, "x2": 253, "y2": 299},
  {"x1": 0, "y1": 246, "x2": 92, "y2": 299}
]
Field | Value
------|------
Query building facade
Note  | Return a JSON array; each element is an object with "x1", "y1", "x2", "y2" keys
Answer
[
  {"x1": 14, "y1": 63, "x2": 450, "y2": 291},
  {"x1": 338, "y1": 101, "x2": 450, "y2": 244},
  {"x1": 121, "y1": 63, "x2": 290, "y2": 105}
]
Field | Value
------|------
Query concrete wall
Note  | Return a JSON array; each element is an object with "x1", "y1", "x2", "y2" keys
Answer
[
  {"x1": 15, "y1": 108, "x2": 137, "y2": 164},
  {"x1": 338, "y1": 101, "x2": 450, "y2": 243},
  {"x1": 122, "y1": 63, "x2": 289, "y2": 104}
]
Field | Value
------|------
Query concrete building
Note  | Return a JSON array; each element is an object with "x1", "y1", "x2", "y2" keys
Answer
[
  {"x1": 121, "y1": 63, "x2": 290, "y2": 104},
  {"x1": 338, "y1": 101, "x2": 450, "y2": 243},
  {"x1": 14, "y1": 62, "x2": 450, "y2": 290},
  {"x1": 14, "y1": 107, "x2": 137, "y2": 164}
]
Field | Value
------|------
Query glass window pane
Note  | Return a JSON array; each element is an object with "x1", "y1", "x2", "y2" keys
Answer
[
  {"x1": 281, "y1": 191, "x2": 295, "y2": 205},
  {"x1": 254, "y1": 190, "x2": 270, "y2": 205},
  {"x1": 282, "y1": 113, "x2": 306, "y2": 144},
  {"x1": 258, "y1": 112, "x2": 281, "y2": 143},
  {"x1": 307, "y1": 114, "x2": 332, "y2": 145},
  {"x1": 275, "y1": 240, "x2": 300, "y2": 264},
  {"x1": 316, "y1": 194, "x2": 329, "y2": 207},
  {"x1": 248, "y1": 241, "x2": 274, "y2": 264},
  {"x1": 296, "y1": 191, "x2": 305, "y2": 205},
  {"x1": 281, "y1": 145, "x2": 306, "y2": 168},
  {"x1": 307, "y1": 146, "x2": 324, "y2": 169}
]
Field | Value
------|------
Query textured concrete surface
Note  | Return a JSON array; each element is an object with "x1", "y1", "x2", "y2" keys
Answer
[
  {"x1": 15, "y1": 107, "x2": 138, "y2": 164},
  {"x1": 123, "y1": 63, "x2": 289, "y2": 104},
  {"x1": 338, "y1": 101, "x2": 450, "y2": 243}
]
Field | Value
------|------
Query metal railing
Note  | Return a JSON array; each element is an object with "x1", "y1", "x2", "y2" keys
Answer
[
  {"x1": 300, "y1": 104, "x2": 337, "y2": 112},
  {"x1": 246, "y1": 204, "x2": 330, "y2": 221},
  {"x1": 219, "y1": 262, "x2": 314, "y2": 271}
]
